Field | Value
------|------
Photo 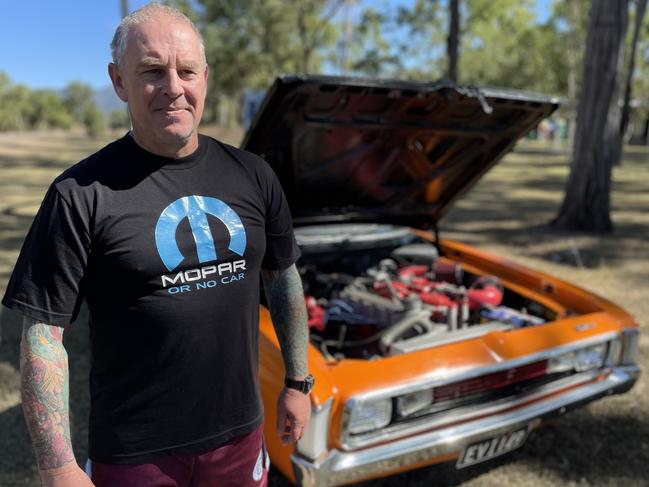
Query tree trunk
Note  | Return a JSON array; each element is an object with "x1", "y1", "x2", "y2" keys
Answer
[
  {"x1": 447, "y1": 0, "x2": 460, "y2": 83},
  {"x1": 120, "y1": 0, "x2": 129, "y2": 18},
  {"x1": 552, "y1": 0, "x2": 629, "y2": 234},
  {"x1": 565, "y1": 0, "x2": 582, "y2": 152},
  {"x1": 341, "y1": 0, "x2": 354, "y2": 74},
  {"x1": 620, "y1": 0, "x2": 648, "y2": 140}
]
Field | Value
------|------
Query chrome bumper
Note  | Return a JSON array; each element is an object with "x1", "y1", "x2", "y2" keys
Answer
[{"x1": 291, "y1": 366, "x2": 640, "y2": 487}]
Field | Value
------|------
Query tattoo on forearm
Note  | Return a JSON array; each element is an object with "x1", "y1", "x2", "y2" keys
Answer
[
  {"x1": 262, "y1": 264, "x2": 309, "y2": 378},
  {"x1": 20, "y1": 318, "x2": 75, "y2": 470}
]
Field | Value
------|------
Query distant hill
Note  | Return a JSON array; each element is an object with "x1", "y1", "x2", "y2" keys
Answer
[{"x1": 94, "y1": 85, "x2": 125, "y2": 114}]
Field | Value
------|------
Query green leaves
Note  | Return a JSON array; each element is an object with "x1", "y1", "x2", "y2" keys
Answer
[{"x1": 0, "y1": 73, "x2": 103, "y2": 133}]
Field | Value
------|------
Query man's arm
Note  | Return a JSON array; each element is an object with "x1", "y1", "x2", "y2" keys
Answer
[
  {"x1": 20, "y1": 317, "x2": 94, "y2": 486},
  {"x1": 261, "y1": 264, "x2": 311, "y2": 444}
]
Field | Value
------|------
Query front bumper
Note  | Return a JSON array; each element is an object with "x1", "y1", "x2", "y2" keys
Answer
[{"x1": 291, "y1": 365, "x2": 640, "y2": 487}]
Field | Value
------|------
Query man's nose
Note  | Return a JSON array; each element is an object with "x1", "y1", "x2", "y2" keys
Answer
[{"x1": 162, "y1": 70, "x2": 183, "y2": 98}]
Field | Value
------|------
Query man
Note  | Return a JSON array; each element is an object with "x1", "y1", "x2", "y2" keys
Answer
[{"x1": 2, "y1": 3, "x2": 311, "y2": 486}]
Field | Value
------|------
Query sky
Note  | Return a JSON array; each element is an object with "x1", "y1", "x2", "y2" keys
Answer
[{"x1": 0, "y1": 0, "x2": 553, "y2": 91}]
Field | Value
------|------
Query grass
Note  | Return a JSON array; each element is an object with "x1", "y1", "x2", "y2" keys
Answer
[{"x1": 0, "y1": 132, "x2": 647, "y2": 486}]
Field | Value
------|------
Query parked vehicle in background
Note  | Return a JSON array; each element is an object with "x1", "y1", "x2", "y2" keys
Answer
[{"x1": 242, "y1": 76, "x2": 641, "y2": 486}]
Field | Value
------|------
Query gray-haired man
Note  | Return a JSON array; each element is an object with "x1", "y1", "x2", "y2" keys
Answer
[{"x1": 3, "y1": 3, "x2": 311, "y2": 486}]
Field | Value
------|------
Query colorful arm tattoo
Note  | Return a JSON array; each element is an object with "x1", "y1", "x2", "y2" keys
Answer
[
  {"x1": 261, "y1": 264, "x2": 309, "y2": 379},
  {"x1": 20, "y1": 317, "x2": 76, "y2": 470}
]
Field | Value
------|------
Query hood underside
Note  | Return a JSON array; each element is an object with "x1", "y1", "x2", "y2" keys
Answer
[{"x1": 242, "y1": 75, "x2": 559, "y2": 228}]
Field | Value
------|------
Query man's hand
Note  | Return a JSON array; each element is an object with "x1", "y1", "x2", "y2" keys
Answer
[
  {"x1": 276, "y1": 386, "x2": 311, "y2": 444},
  {"x1": 40, "y1": 462, "x2": 95, "y2": 487}
]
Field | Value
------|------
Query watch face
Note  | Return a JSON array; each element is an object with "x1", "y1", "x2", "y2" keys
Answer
[{"x1": 305, "y1": 374, "x2": 315, "y2": 392}]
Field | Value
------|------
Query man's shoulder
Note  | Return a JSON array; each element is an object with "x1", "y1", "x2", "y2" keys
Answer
[
  {"x1": 200, "y1": 134, "x2": 274, "y2": 176},
  {"x1": 53, "y1": 134, "x2": 131, "y2": 196}
]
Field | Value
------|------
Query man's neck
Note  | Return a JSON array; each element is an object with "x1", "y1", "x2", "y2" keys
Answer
[{"x1": 129, "y1": 130, "x2": 199, "y2": 158}]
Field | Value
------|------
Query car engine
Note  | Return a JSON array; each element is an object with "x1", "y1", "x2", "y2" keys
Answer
[{"x1": 299, "y1": 240, "x2": 549, "y2": 360}]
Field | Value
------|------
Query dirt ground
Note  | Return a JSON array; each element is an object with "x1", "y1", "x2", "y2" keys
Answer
[{"x1": 0, "y1": 131, "x2": 647, "y2": 487}]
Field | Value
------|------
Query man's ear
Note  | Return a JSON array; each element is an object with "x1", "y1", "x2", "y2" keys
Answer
[
  {"x1": 108, "y1": 63, "x2": 128, "y2": 102},
  {"x1": 203, "y1": 63, "x2": 209, "y2": 83}
]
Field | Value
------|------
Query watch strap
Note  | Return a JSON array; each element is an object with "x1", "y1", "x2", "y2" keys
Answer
[{"x1": 284, "y1": 374, "x2": 314, "y2": 394}]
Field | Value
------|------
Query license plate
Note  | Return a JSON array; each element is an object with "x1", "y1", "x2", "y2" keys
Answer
[{"x1": 456, "y1": 425, "x2": 530, "y2": 469}]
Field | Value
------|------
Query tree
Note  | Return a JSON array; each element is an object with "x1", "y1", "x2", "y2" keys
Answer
[
  {"x1": 348, "y1": 0, "x2": 442, "y2": 79},
  {"x1": 187, "y1": 0, "x2": 341, "y2": 125},
  {"x1": 61, "y1": 82, "x2": 96, "y2": 124},
  {"x1": 620, "y1": 0, "x2": 648, "y2": 139},
  {"x1": 109, "y1": 109, "x2": 130, "y2": 129},
  {"x1": 294, "y1": 0, "x2": 345, "y2": 73},
  {"x1": 552, "y1": 0, "x2": 629, "y2": 234},
  {"x1": 447, "y1": 0, "x2": 460, "y2": 82},
  {"x1": 84, "y1": 105, "x2": 107, "y2": 137},
  {"x1": 460, "y1": 0, "x2": 553, "y2": 90},
  {"x1": 29, "y1": 90, "x2": 74, "y2": 129},
  {"x1": 349, "y1": 7, "x2": 401, "y2": 76},
  {"x1": 544, "y1": 0, "x2": 591, "y2": 145},
  {"x1": 61, "y1": 81, "x2": 107, "y2": 136}
]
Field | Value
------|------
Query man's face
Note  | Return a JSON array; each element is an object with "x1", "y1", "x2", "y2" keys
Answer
[{"x1": 109, "y1": 17, "x2": 208, "y2": 157}]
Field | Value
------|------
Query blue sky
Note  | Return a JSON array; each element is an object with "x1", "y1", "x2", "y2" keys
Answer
[{"x1": 0, "y1": 0, "x2": 552, "y2": 91}]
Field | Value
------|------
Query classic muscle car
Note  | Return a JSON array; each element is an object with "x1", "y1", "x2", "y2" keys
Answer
[{"x1": 242, "y1": 76, "x2": 641, "y2": 486}]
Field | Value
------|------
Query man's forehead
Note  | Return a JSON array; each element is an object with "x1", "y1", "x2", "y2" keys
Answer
[{"x1": 125, "y1": 18, "x2": 202, "y2": 62}]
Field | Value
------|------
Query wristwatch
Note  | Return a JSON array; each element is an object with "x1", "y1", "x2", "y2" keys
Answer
[{"x1": 285, "y1": 374, "x2": 315, "y2": 394}]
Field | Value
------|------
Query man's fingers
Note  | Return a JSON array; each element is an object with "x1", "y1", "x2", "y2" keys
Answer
[
  {"x1": 276, "y1": 386, "x2": 311, "y2": 444},
  {"x1": 279, "y1": 415, "x2": 305, "y2": 444},
  {"x1": 292, "y1": 425, "x2": 304, "y2": 442}
]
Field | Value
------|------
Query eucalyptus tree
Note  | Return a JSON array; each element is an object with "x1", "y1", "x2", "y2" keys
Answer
[{"x1": 553, "y1": 0, "x2": 629, "y2": 233}]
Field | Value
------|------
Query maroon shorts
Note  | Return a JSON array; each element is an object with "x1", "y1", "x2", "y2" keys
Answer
[{"x1": 88, "y1": 425, "x2": 269, "y2": 487}]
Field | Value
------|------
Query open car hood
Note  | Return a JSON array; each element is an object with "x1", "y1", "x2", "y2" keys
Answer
[{"x1": 241, "y1": 75, "x2": 559, "y2": 229}]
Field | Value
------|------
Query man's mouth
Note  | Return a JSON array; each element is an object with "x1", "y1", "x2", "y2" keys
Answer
[{"x1": 156, "y1": 107, "x2": 189, "y2": 115}]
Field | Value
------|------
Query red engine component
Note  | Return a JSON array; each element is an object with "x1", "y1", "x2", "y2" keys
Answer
[
  {"x1": 467, "y1": 276, "x2": 504, "y2": 311},
  {"x1": 374, "y1": 280, "x2": 411, "y2": 299},
  {"x1": 420, "y1": 291, "x2": 454, "y2": 307},
  {"x1": 467, "y1": 287, "x2": 503, "y2": 311},
  {"x1": 305, "y1": 296, "x2": 326, "y2": 331},
  {"x1": 431, "y1": 260, "x2": 463, "y2": 284},
  {"x1": 398, "y1": 265, "x2": 428, "y2": 281},
  {"x1": 368, "y1": 263, "x2": 503, "y2": 327}
]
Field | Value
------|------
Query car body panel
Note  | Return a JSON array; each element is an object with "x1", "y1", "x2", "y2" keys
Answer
[{"x1": 242, "y1": 76, "x2": 559, "y2": 229}]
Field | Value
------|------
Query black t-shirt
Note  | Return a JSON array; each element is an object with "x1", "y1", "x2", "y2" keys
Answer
[{"x1": 2, "y1": 133, "x2": 300, "y2": 463}]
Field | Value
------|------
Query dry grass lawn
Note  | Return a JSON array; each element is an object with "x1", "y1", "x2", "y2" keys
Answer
[{"x1": 0, "y1": 131, "x2": 647, "y2": 486}]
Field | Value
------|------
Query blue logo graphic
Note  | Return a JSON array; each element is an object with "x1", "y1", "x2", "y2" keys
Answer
[{"x1": 155, "y1": 196, "x2": 247, "y2": 271}]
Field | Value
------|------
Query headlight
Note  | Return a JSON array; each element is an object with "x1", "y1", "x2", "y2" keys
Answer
[
  {"x1": 296, "y1": 398, "x2": 333, "y2": 460},
  {"x1": 396, "y1": 389, "x2": 433, "y2": 417},
  {"x1": 548, "y1": 343, "x2": 608, "y2": 374},
  {"x1": 347, "y1": 397, "x2": 392, "y2": 435},
  {"x1": 547, "y1": 351, "x2": 576, "y2": 373},
  {"x1": 574, "y1": 343, "x2": 606, "y2": 371}
]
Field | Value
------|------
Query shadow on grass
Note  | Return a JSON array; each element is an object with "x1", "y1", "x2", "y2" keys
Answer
[{"x1": 0, "y1": 155, "x2": 74, "y2": 170}]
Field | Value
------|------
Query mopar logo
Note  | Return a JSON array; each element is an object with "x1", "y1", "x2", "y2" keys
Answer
[{"x1": 155, "y1": 195, "x2": 247, "y2": 272}]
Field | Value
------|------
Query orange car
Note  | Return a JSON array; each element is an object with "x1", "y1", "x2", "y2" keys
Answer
[{"x1": 242, "y1": 76, "x2": 641, "y2": 486}]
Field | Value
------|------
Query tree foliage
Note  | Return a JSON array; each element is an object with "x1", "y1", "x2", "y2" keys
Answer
[
  {"x1": 0, "y1": 72, "x2": 104, "y2": 134},
  {"x1": 62, "y1": 82, "x2": 97, "y2": 125},
  {"x1": 197, "y1": 0, "x2": 339, "y2": 89},
  {"x1": 165, "y1": 0, "x2": 341, "y2": 123}
]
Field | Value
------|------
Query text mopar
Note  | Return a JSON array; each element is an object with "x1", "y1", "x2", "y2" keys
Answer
[{"x1": 161, "y1": 260, "x2": 247, "y2": 288}]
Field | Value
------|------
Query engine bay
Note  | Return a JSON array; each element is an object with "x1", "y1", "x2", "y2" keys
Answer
[{"x1": 296, "y1": 226, "x2": 555, "y2": 360}]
